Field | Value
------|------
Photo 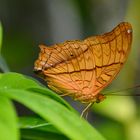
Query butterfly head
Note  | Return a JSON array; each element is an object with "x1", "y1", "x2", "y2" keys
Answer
[
  {"x1": 34, "y1": 59, "x2": 43, "y2": 78},
  {"x1": 33, "y1": 66, "x2": 44, "y2": 79}
]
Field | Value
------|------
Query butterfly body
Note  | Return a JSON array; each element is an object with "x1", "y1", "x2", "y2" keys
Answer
[{"x1": 34, "y1": 22, "x2": 132, "y2": 103}]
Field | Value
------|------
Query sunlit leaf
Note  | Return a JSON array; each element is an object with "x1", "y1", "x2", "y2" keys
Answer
[
  {"x1": 0, "y1": 96, "x2": 19, "y2": 140},
  {"x1": 0, "y1": 72, "x2": 105, "y2": 140},
  {"x1": 0, "y1": 72, "x2": 74, "y2": 111},
  {"x1": 1, "y1": 89, "x2": 105, "y2": 140},
  {"x1": 19, "y1": 116, "x2": 68, "y2": 140},
  {"x1": 19, "y1": 116, "x2": 59, "y2": 134}
]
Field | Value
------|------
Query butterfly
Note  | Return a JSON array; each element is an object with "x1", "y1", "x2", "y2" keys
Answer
[{"x1": 34, "y1": 22, "x2": 132, "y2": 116}]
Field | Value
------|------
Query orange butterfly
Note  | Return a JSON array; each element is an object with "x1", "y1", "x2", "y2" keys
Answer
[{"x1": 34, "y1": 22, "x2": 132, "y2": 116}]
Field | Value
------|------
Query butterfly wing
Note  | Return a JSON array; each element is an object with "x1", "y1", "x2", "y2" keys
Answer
[
  {"x1": 34, "y1": 22, "x2": 132, "y2": 103},
  {"x1": 84, "y1": 22, "x2": 132, "y2": 95},
  {"x1": 35, "y1": 40, "x2": 91, "y2": 97}
]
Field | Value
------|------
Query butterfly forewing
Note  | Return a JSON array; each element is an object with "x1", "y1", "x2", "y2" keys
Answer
[{"x1": 34, "y1": 22, "x2": 132, "y2": 103}]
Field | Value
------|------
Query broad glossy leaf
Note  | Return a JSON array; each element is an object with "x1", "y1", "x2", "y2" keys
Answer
[
  {"x1": 0, "y1": 89, "x2": 105, "y2": 140},
  {"x1": 0, "y1": 72, "x2": 74, "y2": 111},
  {"x1": 0, "y1": 96, "x2": 19, "y2": 140},
  {"x1": 19, "y1": 116, "x2": 60, "y2": 134}
]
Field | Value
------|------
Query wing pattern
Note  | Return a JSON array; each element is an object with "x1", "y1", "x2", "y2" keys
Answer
[{"x1": 34, "y1": 22, "x2": 132, "y2": 103}]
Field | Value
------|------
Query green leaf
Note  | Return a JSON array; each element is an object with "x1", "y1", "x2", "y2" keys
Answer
[
  {"x1": 1, "y1": 89, "x2": 105, "y2": 140},
  {"x1": 0, "y1": 22, "x2": 9, "y2": 72},
  {"x1": 19, "y1": 116, "x2": 60, "y2": 134},
  {"x1": 19, "y1": 116, "x2": 69, "y2": 139},
  {"x1": 19, "y1": 116, "x2": 50, "y2": 129},
  {"x1": 0, "y1": 72, "x2": 40, "y2": 89},
  {"x1": 28, "y1": 87, "x2": 75, "y2": 112},
  {"x1": 0, "y1": 72, "x2": 105, "y2": 139},
  {"x1": 0, "y1": 96, "x2": 19, "y2": 140},
  {"x1": 0, "y1": 72, "x2": 74, "y2": 111},
  {"x1": 21, "y1": 129, "x2": 69, "y2": 140}
]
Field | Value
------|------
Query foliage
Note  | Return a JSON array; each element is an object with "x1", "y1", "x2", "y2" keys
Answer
[
  {"x1": 0, "y1": 72, "x2": 106, "y2": 140},
  {"x1": 1, "y1": 0, "x2": 140, "y2": 139},
  {"x1": 0, "y1": 24, "x2": 105, "y2": 139}
]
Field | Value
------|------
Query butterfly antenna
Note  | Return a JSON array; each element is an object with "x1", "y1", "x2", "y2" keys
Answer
[{"x1": 104, "y1": 84, "x2": 140, "y2": 96}]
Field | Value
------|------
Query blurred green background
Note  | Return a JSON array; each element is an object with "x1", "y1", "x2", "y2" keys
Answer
[{"x1": 0, "y1": 0, "x2": 140, "y2": 140}]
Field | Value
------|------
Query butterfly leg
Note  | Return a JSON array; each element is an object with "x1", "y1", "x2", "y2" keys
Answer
[{"x1": 80, "y1": 102, "x2": 94, "y2": 119}]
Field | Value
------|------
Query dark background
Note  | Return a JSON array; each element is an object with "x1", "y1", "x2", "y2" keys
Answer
[{"x1": 0, "y1": 0, "x2": 140, "y2": 140}]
